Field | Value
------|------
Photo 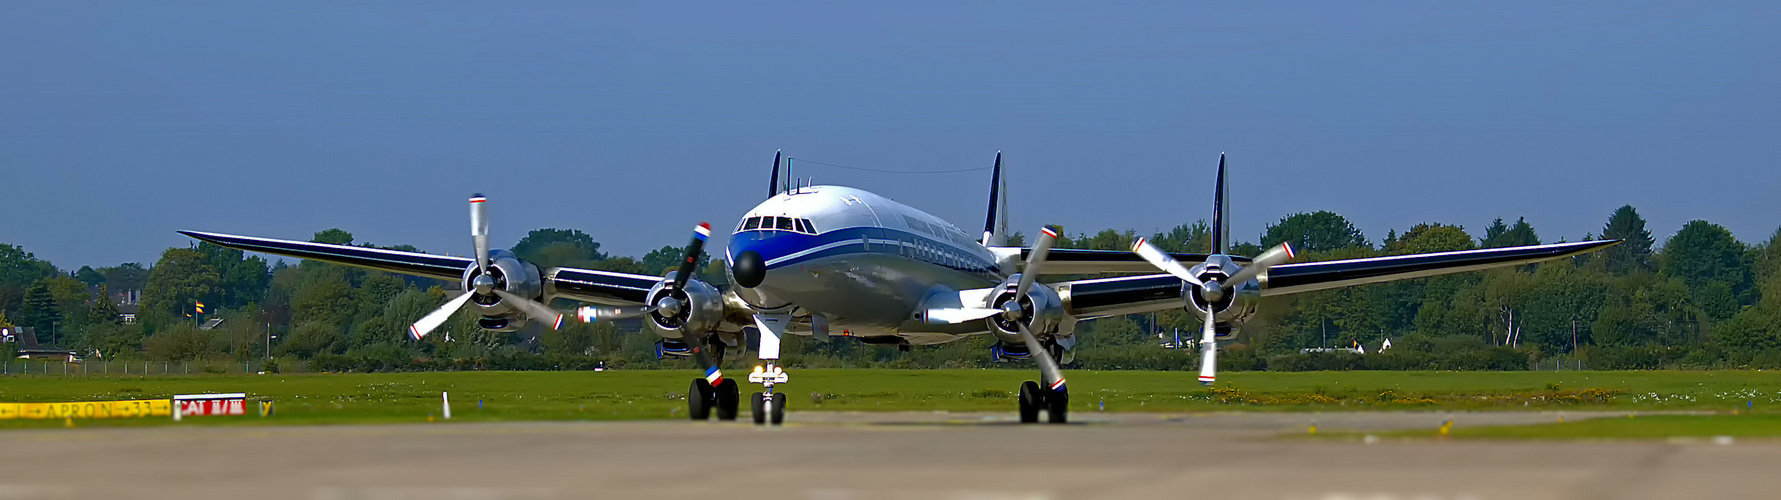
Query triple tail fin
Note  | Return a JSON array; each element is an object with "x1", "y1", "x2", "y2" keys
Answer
[
  {"x1": 1210, "y1": 153, "x2": 1229, "y2": 254},
  {"x1": 767, "y1": 150, "x2": 782, "y2": 199},
  {"x1": 981, "y1": 152, "x2": 1006, "y2": 246}
]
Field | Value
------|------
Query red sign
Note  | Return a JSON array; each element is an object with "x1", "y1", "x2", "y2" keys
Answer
[{"x1": 173, "y1": 394, "x2": 247, "y2": 417}]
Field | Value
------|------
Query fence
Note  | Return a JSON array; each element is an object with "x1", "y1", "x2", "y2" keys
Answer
[{"x1": 0, "y1": 359, "x2": 276, "y2": 377}]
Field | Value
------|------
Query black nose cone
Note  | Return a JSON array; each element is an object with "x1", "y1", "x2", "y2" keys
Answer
[{"x1": 732, "y1": 250, "x2": 766, "y2": 288}]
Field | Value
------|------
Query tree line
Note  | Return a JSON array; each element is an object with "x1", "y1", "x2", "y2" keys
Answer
[{"x1": 2, "y1": 204, "x2": 1778, "y2": 372}]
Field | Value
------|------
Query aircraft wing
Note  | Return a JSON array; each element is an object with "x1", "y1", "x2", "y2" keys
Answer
[
  {"x1": 1056, "y1": 240, "x2": 1618, "y2": 318},
  {"x1": 179, "y1": 230, "x2": 662, "y2": 305},
  {"x1": 1007, "y1": 247, "x2": 1249, "y2": 275},
  {"x1": 1260, "y1": 240, "x2": 1618, "y2": 296}
]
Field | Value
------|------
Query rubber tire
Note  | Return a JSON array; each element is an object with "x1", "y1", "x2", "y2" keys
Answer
[
  {"x1": 770, "y1": 392, "x2": 787, "y2": 425},
  {"x1": 1046, "y1": 387, "x2": 1069, "y2": 424},
  {"x1": 750, "y1": 392, "x2": 767, "y2": 425},
  {"x1": 715, "y1": 379, "x2": 740, "y2": 421},
  {"x1": 688, "y1": 379, "x2": 714, "y2": 421},
  {"x1": 1017, "y1": 381, "x2": 1042, "y2": 424}
]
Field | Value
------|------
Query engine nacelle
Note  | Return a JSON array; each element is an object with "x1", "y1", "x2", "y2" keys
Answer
[
  {"x1": 459, "y1": 249, "x2": 544, "y2": 333},
  {"x1": 986, "y1": 274, "x2": 1065, "y2": 345},
  {"x1": 1181, "y1": 261, "x2": 1260, "y2": 339},
  {"x1": 644, "y1": 272, "x2": 725, "y2": 339}
]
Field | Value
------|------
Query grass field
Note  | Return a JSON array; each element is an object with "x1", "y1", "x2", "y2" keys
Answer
[{"x1": 4, "y1": 369, "x2": 1781, "y2": 430}]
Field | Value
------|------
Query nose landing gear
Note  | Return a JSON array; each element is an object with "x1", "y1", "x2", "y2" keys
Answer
[{"x1": 748, "y1": 313, "x2": 792, "y2": 426}]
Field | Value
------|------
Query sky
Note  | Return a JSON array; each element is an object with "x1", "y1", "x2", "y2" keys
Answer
[{"x1": 2, "y1": 2, "x2": 1777, "y2": 270}]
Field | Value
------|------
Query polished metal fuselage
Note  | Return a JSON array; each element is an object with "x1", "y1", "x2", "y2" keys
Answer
[{"x1": 725, "y1": 186, "x2": 1008, "y2": 344}]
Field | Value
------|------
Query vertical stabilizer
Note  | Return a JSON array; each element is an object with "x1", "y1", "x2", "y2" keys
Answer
[
  {"x1": 767, "y1": 150, "x2": 782, "y2": 199},
  {"x1": 1210, "y1": 153, "x2": 1229, "y2": 254},
  {"x1": 981, "y1": 152, "x2": 1004, "y2": 246}
]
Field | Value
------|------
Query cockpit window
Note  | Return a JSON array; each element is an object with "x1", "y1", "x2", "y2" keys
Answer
[
  {"x1": 795, "y1": 219, "x2": 813, "y2": 234},
  {"x1": 775, "y1": 217, "x2": 795, "y2": 231},
  {"x1": 743, "y1": 217, "x2": 762, "y2": 230}
]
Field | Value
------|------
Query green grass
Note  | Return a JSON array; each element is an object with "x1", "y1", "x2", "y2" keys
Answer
[{"x1": 4, "y1": 369, "x2": 1780, "y2": 429}]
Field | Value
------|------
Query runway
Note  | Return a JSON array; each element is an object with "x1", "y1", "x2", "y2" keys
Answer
[{"x1": 1, "y1": 411, "x2": 1776, "y2": 500}]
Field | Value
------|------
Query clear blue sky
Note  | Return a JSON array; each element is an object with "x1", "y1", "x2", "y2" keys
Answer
[{"x1": 3, "y1": 2, "x2": 1777, "y2": 269}]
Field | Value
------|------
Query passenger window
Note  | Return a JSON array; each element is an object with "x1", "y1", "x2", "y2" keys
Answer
[
  {"x1": 743, "y1": 217, "x2": 762, "y2": 230},
  {"x1": 776, "y1": 217, "x2": 795, "y2": 231}
]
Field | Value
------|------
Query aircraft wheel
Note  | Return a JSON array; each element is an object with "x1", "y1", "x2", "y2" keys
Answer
[
  {"x1": 770, "y1": 393, "x2": 787, "y2": 426},
  {"x1": 715, "y1": 379, "x2": 740, "y2": 421},
  {"x1": 1017, "y1": 381, "x2": 1042, "y2": 424},
  {"x1": 1046, "y1": 388, "x2": 1069, "y2": 424},
  {"x1": 751, "y1": 392, "x2": 767, "y2": 425},
  {"x1": 688, "y1": 379, "x2": 714, "y2": 421}
]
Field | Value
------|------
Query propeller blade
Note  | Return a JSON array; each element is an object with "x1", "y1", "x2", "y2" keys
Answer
[
  {"x1": 1131, "y1": 237, "x2": 1204, "y2": 287},
  {"x1": 1224, "y1": 242, "x2": 1296, "y2": 286},
  {"x1": 767, "y1": 150, "x2": 782, "y2": 199},
  {"x1": 409, "y1": 292, "x2": 476, "y2": 340},
  {"x1": 469, "y1": 194, "x2": 491, "y2": 274},
  {"x1": 671, "y1": 223, "x2": 712, "y2": 291},
  {"x1": 1016, "y1": 322, "x2": 1066, "y2": 393},
  {"x1": 1198, "y1": 307, "x2": 1217, "y2": 385},
  {"x1": 492, "y1": 290, "x2": 568, "y2": 331},
  {"x1": 1013, "y1": 226, "x2": 1058, "y2": 299},
  {"x1": 924, "y1": 307, "x2": 1004, "y2": 324},
  {"x1": 577, "y1": 304, "x2": 657, "y2": 322}
]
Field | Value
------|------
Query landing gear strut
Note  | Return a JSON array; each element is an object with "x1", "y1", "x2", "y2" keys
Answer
[{"x1": 748, "y1": 314, "x2": 792, "y2": 426}]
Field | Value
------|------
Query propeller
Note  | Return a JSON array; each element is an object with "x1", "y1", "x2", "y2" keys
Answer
[
  {"x1": 1131, "y1": 237, "x2": 1203, "y2": 287},
  {"x1": 470, "y1": 195, "x2": 490, "y2": 275},
  {"x1": 574, "y1": 222, "x2": 712, "y2": 323},
  {"x1": 1130, "y1": 238, "x2": 1295, "y2": 385},
  {"x1": 1197, "y1": 306, "x2": 1217, "y2": 384},
  {"x1": 407, "y1": 194, "x2": 569, "y2": 340},
  {"x1": 1000, "y1": 226, "x2": 1065, "y2": 392}
]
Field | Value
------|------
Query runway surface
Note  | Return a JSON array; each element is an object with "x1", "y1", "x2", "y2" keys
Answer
[{"x1": 1, "y1": 411, "x2": 1776, "y2": 500}]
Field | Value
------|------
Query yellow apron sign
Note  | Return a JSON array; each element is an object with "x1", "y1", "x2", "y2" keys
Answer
[{"x1": 0, "y1": 399, "x2": 172, "y2": 420}]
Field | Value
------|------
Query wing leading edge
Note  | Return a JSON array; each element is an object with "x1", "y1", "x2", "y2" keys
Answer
[{"x1": 181, "y1": 230, "x2": 473, "y2": 281}]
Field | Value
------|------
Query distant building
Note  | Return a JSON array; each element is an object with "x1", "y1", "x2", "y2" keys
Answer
[
  {"x1": 118, "y1": 303, "x2": 139, "y2": 324},
  {"x1": 2, "y1": 326, "x2": 77, "y2": 361},
  {"x1": 111, "y1": 287, "x2": 142, "y2": 324}
]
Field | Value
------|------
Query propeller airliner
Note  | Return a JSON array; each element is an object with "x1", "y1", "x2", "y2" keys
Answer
[{"x1": 183, "y1": 152, "x2": 1618, "y2": 425}]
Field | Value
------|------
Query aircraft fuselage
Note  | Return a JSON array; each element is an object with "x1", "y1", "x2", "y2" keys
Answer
[{"x1": 725, "y1": 185, "x2": 1006, "y2": 344}]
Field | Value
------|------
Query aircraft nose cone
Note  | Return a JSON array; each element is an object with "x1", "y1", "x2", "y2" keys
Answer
[
  {"x1": 732, "y1": 250, "x2": 766, "y2": 288},
  {"x1": 730, "y1": 249, "x2": 765, "y2": 288}
]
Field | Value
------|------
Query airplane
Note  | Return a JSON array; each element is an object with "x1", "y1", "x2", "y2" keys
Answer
[{"x1": 181, "y1": 152, "x2": 1619, "y2": 425}]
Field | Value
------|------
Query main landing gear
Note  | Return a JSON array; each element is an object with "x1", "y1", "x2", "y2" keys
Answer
[
  {"x1": 685, "y1": 338, "x2": 740, "y2": 421},
  {"x1": 689, "y1": 377, "x2": 740, "y2": 420},
  {"x1": 1015, "y1": 338, "x2": 1070, "y2": 424},
  {"x1": 1017, "y1": 380, "x2": 1068, "y2": 423}
]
